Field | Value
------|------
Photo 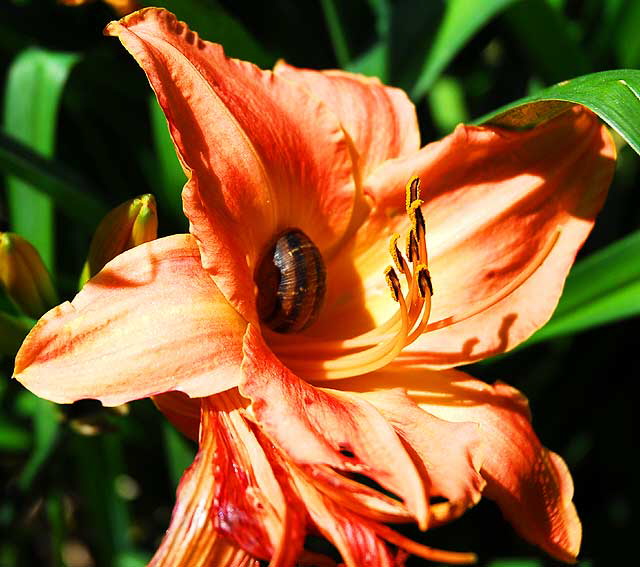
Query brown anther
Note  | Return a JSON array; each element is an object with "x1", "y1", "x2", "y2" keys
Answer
[
  {"x1": 405, "y1": 177, "x2": 421, "y2": 212},
  {"x1": 413, "y1": 205, "x2": 426, "y2": 242},
  {"x1": 417, "y1": 266, "x2": 433, "y2": 298},
  {"x1": 389, "y1": 234, "x2": 408, "y2": 274},
  {"x1": 406, "y1": 230, "x2": 419, "y2": 263},
  {"x1": 384, "y1": 266, "x2": 401, "y2": 302}
]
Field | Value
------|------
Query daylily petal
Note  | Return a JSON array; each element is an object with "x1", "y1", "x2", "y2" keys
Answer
[
  {"x1": 14, "y1": 234, "x2": 246, "y2": 406},
  {"x1": 311, "y1": 108, "x2": 616, "y2": 363},
  {"x1": 149, "y1": 396, "x2": 259, "y2": 567},
  {"x1": 153, "y1": 391, "x2": 201, "y2": 441},
  {"x1": 207, "y1": 394, "x2": 305, "y2": 564},
  {"x1": 106, "y1": 8, "x2": 356, "y2": 323},
  {"x1": 353, "y1": 386, "x2": 486, "y2": 524},
  {"x1": 274, "y1": 62, "x2": 420, "y2": 180},
  {"x1": 240, "y1": 324, "x2": 428, "y2": 528},
  {"x1": 333, "y1": 367, "x2": 581, "y2": 562},
  {"x1": 287, "y1": 466, "x2": 396, "y2": 567}
]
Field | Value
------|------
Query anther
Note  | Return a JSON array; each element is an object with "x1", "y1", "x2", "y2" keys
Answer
[
  {"x1": 406, "y1": 230, "x2": 419, "y2": 263},
  {"x1": 406, "y1": 177, "x2": 421, "y2": 211},
  {"x1": 384, "y1": 266, "x2": 401, "y2": 302},
  {"x1": 416, "y1": 266, "x2": 433, "y2": 298},
  {"x1": 389, "y1": 234, "x2": 407, "y2": 274},
  {"x1": 413, "y1": 205, "x2": 426, "y2": 243}
]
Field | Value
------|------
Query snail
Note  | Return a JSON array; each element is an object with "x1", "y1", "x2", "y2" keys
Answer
[{"x1": 255, "y1": 228, "x2": 327, "y2": 333}]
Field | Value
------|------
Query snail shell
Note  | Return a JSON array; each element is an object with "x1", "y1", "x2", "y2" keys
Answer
[{"x1": 255, "y1": 228, "x2": 327, "y2": 333}]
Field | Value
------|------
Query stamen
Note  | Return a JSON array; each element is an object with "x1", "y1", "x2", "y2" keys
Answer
[
  {"x1": 273, "y1": 179, "x2": 560, "y2": 386},
  {"x1": 406, "y1": 230, "x2": 419, "y2": 263},
  {"x1": 417, "y1": 266, "x2": 432, "y2": 299},
  {"x1": 373, "y1": 523, "x2": 477, "y2": 565},
  {"x1": 388, "y1": 235, "x2": 410, "y2": 280},
  {"x1": 405, "y1": 176, "x2": 421, "y2": 212},
  {"x1": 286, "y1": 274, "x2": 411, "y2": 379},
  {"x1": 384, "y1": 266, "x2": 401, "y2": 302}
]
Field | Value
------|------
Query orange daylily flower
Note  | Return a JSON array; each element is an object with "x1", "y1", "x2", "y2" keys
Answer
[{"x1": 14, "y1": 8, "x2": 616, "y2": 566}]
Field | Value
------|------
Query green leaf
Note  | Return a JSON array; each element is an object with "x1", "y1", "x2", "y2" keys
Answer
[
  {"x1": 18, "y1": 396, "x2": 59, "y2": 490},
  {"x1": 0, "y1": 419, "x2": 31, "y2": 451},
  {"x1": 411, "y1": 0, "x2": 517, "y2": 100},
  {"x1": 503, "y1": 0, "x2": 589, "y2": 84},
  {"x1": 320, "y1": 0, "x2": 351, "y2": 68},
  {"x1": 3, "y1": 48, "x2": 79, "y2": 270},
  {"x1": 163, "y1": 420, "x2": 196, "y2": 490},
  {"x1": 529, "y1": 230, "x2": 640, "y2": 344},
  {"x1": 0, "y1": 131, "x2": 107, "y2": 228},
  {"x1": 428, "y1": 76, "x2": 469, "y2": 135},
  {"x1": 615, "y1": 0, "x2": 640, "y2": 68},
  {"x1": 347, "y1": 0, "x2": 390, "y2": 80},
  {"x1": 478, "y1": 69, "x2": 640, "y2": 156}
]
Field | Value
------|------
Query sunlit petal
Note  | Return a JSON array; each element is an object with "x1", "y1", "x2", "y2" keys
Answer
[
  {"x1": 310, "y1": 108, "x2": 615, "y2": 361},
  {"x1": 14, "y1": 235, "x2": 246, "y2": 405},
  {"x1": 274, "y1": 62, "x2": 420, "y2": 180},
  {"x1": 240, "y1": 324, "x2": 428, "y2": 528},
  {"x1": 334, "y1": 366, "x2": 581, "y2": 562},
  {"x1": 106, "y1": 8, "x2": 357, "y2": 323}
]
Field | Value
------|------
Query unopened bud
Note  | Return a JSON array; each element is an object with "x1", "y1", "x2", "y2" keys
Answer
[
  {"x1": 0, "y1": 233, "x2": 58, "y2": 319},
  {"x1": 80, "y1": 194, "x2": 158, "y2": 287},
  {"x1": 59, "y1": 0, "x2": 140, "y2": 17}
]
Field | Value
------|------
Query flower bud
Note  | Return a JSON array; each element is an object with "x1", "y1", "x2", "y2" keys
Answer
[
  {"x1": 80, "y1": 194, "x2": 158, "y2": 287},
  {"x1": 0, "y1": 233, "x2": 59, "y2": 319}
]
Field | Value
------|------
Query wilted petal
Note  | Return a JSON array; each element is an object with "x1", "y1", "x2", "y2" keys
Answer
[
  {"x1": 14, "y1": 235, "x2": 246, "y2": 406},
  {"x1": 336, "y1": 366, "x2": 581, "y2": 562},
  {"x1": 240, "y1": 324, "x2": 428, "y2": 528},
  {"x1": 274, "y1": 62, "x2": 420, "y2": 180},
  {"x1": 106, "y1": 8, "x2": 356, "y2": 323}
]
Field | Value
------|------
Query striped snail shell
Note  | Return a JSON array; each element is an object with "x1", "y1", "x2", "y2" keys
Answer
[{"x1": 255, "y1": 228, "x2": 327, "y2": 333}]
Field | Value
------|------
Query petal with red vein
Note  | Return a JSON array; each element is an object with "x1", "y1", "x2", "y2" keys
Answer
[
  {"x1": 287, "y1": 466, "x2": 395, "y2": 567},
  {"x1": 334, "y1": 367, "x2": 581, "y2": 562},
  {"x1": 14, "y1": 234, "x2": 246, "y2": 406},
  {"x1": 149, "y1": 397, "x2": 257, "y2": 567},
  {"x1": 105, "y1": 9, "x2": 356, "y2": 322},
  {"x1": 240, "y1": 324, "x2": 428, "y2": 528},
  {"x1": 274, "y1": 62, "x2": 420, "y2": 179},
  {"x1": 207, "y1": 393, "x2": 303, "y2": 564}
]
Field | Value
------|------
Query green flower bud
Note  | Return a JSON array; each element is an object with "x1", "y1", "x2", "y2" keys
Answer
[
  {"x1": 0, "y1": 233, "x2": 58, "y2": 319},
  {"x1": 80, "y1": 194, "x2": 158, "y2": 287}
]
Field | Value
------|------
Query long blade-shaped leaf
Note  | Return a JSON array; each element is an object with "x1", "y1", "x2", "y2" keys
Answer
[
  {"x1": 0, "y1": 131, "x2": 106, "y2": 227},
  {"x1": 529, "y1": 230, "x2": 640, "y2": 344},
  {"x1": 411, "y1": 0, "x2": 517, "y2": 100},
  {"x1": 477, "y1": 69, "x2": 640, "y2": 155},
  {"x1": 3, "y1": 48, "x2": 79, "y2": 269}
]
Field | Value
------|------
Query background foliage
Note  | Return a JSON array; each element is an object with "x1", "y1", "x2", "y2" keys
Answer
[{"x1": 0, "y1": 0, "x2": 637, "y2": 566}]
